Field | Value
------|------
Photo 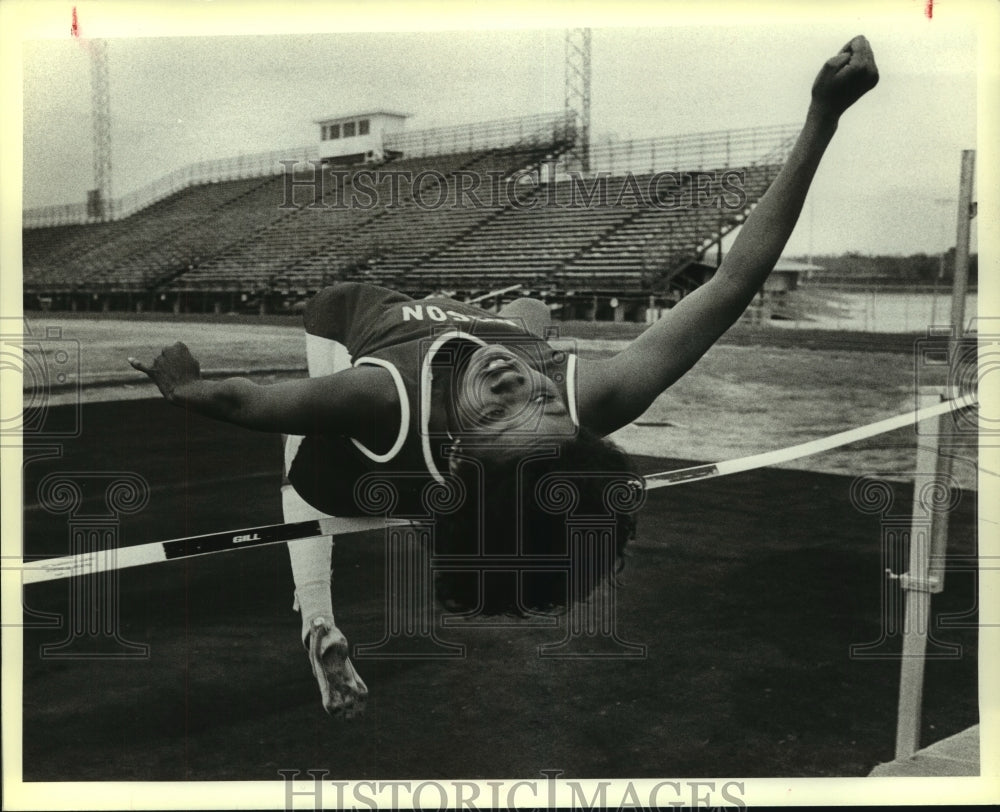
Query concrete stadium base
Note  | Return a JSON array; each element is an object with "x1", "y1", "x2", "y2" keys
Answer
[{"x1": 868, "y1": 725, "x2": 980, "y2": 776}]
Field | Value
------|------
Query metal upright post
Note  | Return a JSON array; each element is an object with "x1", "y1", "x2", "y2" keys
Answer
[
  {"x1": 948, "y1": 151, "x2": 976, "y2": 363},
  {"x1": 893, "y1": 389, "x2": 942, "y2": 758},
  {"x1": 892, "y1": 150, "x2": 975, "y2": 759},
  {"x1": 930, "y1": 150, "x2": 975, "y2": 588}
]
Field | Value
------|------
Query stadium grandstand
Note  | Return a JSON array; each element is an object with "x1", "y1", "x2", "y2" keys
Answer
[{"x1": 23, "y1": 110, "x2": 798, "y2": 321}]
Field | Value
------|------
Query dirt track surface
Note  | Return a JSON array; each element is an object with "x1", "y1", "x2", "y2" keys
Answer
[{"x1": 19, "y1": 399, "x2": 979, "y2": 780}]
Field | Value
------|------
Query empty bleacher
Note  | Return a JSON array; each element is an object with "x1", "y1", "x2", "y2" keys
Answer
[
  {"x1": 552, "y1": 164, "x2": 782, "y2": 293},
  {"x1": 170, "y1": 144, "x2": 567, "y2": 294},
  {"x1": 22, "y1": 123, "x2": 795, "y2": 316},
  {"x1": 23, "y1": 175, "x2": 281, "y2": 293},
  {"x1": 406, "y1": 177, "x2": 640, "y2": 292},
  {"x1": 404, "y1": 163, "x2": 783, "y2": 297}
]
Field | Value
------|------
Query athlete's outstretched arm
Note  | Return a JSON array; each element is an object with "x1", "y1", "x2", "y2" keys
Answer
[
  {"x1": 129, "y1": 342, "x2": 397, "y2": 438},
  {"x1": 579, "y1": 36, "x2": 879, "y2": 435}
]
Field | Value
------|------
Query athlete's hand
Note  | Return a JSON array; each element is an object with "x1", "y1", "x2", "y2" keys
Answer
[
  {"x1": 128, "y1": 342, "x2": 202, "y2": 402},
  {"x1": 810, "y1": 35, "x2": 879, "y2": 118}
]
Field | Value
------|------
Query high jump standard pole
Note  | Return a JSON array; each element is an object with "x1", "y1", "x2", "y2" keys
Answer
[{"x1": 892, "y1": 148, "x2": 976, "y2": 760}]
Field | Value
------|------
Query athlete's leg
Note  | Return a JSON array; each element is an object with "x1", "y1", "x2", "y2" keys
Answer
[
  {"x1": 498, "y1": 297, "x2": 552, "y2": 337},
  {"x1": 284, "y1": 332, "x2": 367, "y2": 717},
  {"x1": 282, "y1": 434, "x2": 332, "y2": 636},
  {"x1": 284, "y1": 332, "x2": 347, "y2": 639}
]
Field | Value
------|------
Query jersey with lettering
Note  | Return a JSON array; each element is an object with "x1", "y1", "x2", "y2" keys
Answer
[{"x1": 289, "y1": 282, "x2": 580, "y2": 516}]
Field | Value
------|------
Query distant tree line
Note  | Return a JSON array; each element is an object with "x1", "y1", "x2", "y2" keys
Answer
[{"x1": 791, "y1": 250, "x2": 978, "y2": 287}]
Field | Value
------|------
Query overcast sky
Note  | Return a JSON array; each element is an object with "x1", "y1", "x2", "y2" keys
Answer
[{"x1": 13, "y1": 2, "x2": 991, "y2": 256}]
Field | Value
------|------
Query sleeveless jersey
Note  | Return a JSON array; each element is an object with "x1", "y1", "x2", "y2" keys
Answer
[{"x1": 288, "y1": 282, "x2": 580, "y2": 517}]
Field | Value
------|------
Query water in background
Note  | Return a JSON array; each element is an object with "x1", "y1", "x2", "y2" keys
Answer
[{"x1": 771, "y1": 290, "x2": 979, "y2": 333}]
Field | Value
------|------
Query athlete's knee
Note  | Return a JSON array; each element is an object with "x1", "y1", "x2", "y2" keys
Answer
[
  {"x1": 505, "y1": 296, "x2": 547, "y2": 312},
  {"x1": 500, "y1": 297, "x2": 551, "y2": 333}
]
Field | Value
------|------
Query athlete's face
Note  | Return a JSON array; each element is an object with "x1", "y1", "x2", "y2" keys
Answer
[{"x1": 452, "y1": 344, "x2": 574, "y2": 460}]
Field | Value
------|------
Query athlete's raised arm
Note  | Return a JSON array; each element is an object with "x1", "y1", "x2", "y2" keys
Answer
[
  {"x1": 578, "y1": 36, "x2": 879, "y2": 435},
  {"x1": 129, "y1": 341, "x2": 398, "y2": 440}
]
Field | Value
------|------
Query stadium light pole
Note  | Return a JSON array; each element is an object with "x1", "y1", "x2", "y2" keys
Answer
[
  {"x1": 88, "y1": 39, "x2": 113, "y2": 221},
  {"x1": 564, "y1": 28, "x2": 591, "y2": 175}
]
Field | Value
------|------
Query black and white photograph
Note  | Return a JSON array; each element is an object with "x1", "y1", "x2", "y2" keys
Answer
[{"x1": 3, "y1": 0, "x2": 998, "y2": 808}]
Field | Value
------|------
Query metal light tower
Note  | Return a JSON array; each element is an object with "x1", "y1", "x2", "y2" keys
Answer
[
  {"x1": 564, "y1": 28, "x2": 591, "y2": 174},
  {"x1": 88, "y1": 39, "x2": 113, "y2": 220}
]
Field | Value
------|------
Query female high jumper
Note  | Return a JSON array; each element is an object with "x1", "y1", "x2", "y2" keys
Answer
[{"x1": 130, "y1": 36, "x2": 879, "y2": 717}]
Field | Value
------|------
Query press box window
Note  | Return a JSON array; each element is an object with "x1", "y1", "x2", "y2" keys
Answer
[
  {"x1": 358, "y1": 119, "x2": 370, "y2": 135},
  {"x1": 329, "y1": 124, "x2": 340, "y2": 139},
  {"x1": 343, "y1": 122, "x2": 356, "y2": 137}
]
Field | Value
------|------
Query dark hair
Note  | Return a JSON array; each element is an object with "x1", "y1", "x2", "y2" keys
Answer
[{"x1": 432, "y1": 427, "x2": 644, "y2": 614}]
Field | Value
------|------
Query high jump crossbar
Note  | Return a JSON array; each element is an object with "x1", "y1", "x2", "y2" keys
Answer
[
  {"x1": 18, "y1": 392, "x2": 976, "y2": 585},
  {"x1": 18, "y1": 517, "x2": 409, "y2": 586},
  {"x1": 643, "y1": 391, "x2": 976, "y2": 490}
]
